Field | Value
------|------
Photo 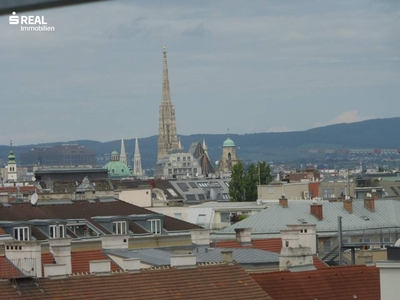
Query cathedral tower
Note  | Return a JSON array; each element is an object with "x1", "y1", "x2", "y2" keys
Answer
[
  {"x1": 157, "y1": 46, "x2": 179, "y2": 160},
  {"x1": 133, "y1": 137, "x2": 143, "y2": 176}
]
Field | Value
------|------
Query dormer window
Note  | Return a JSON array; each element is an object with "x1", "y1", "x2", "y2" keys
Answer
[
  {"x1": 149, "y1": 219, "x2": 161, "y2": 234},
  {"x1": 49, "y1": 224, "x2": 65, "y2": 238},
  {"x1": 14, "y1": 226, "x2": 29, "y2": 241},
  {"x1": 113, "y1": 221, "x2": 127, "y2": 235}
]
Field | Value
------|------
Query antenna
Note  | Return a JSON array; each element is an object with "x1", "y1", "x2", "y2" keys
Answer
[{"x1": 30, "y1": 191, "x2": 38, "y2": 206}]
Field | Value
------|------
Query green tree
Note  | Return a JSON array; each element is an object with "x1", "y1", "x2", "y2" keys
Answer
[
  {"x1": 229, "y1": 161, "x2": 272, "y2": 202},
  {"x1": 229, "y1": 161, "x2": 246, "y2": 201}
]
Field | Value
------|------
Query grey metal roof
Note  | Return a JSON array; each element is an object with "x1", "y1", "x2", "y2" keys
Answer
[
  {"x1": 106, "y1": 246, "x2": 279, "y2": 266},
  {"x1": 106, "y1": 249, "x2": 171, "y2": 266},
  {"x1": 194, "y1": 246, "x2": 279, "y2": 264},
  {"x1": 215, "y1": 199, "x2": 400, "y2": 237}
]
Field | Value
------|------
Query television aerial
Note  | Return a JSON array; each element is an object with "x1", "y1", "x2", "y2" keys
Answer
[{"x1": 30, "y1": 191, "x2": 38, "y2": 206}]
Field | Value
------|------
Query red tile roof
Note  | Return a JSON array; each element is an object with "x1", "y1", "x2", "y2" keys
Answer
[
  {"x1": 0, "y1": 256, "x2": 22, "y2": 279},
  {"x1": 251, "y1": 265, "x2": 380, "y2": 300},
  {"x1": 0, "y1": 186, "x2": 40, "y2": 194},
  {"x1": 0, "y1": 263, "x2": 272, "y2": 300},
  {"x1": 42, "y1": 250, "x2": 121, "y2": 274},
  {"x1": 216, "y1": 238, "x2": 282, "y2": 253}
]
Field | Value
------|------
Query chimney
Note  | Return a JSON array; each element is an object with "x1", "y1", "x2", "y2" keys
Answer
[
  {"x1": 170, "y1": 254, "x2": 197, "y2": 269},
  {"x1": 122, "y1": 258, "x2": 140, "y2": 273},
  {"x1": 190, "y1": 229, "x2": 210, "y2": 246},
  {"x1": 376, "y1": 261, "x2": 400, "y2": 300},
  {"x1": 280, "y1": 229, "x2": 300, "y2": 249},
  {"x1": 234, "y1": 228, "x2": 252, "y2": 245},
  {"x1": 286, "y1": 224, "x2": 317, "y2": 255},
  {"x1": 43, "y1": 264, "x2": 68, "y2": 278},
  {"x1": 100, "y1": 234, "x2": 129, "y2": 250},
  {"x1": 279, "y1": 195, "x2": 288, "y2": 208},
  {"x1": 5, "y1": 241, "x2": 42, "y2": 277},
  {"x1": 343, "y1": 199, "x2": 353, "y2": 214},
  {"x1": 364, "y1": 196, "x2": 375, "y2": 212},
  {"x1": 221, "y1": 251, "x2": 233, "y2": 264},
  {"x1": 89, "y1": 260, "x2": 111, "y2": 275},
  {"x1": 310, "y1": 203, "x2": 323, "y2": 220},
  {"x1": 279, "y1": 246, "x2": 314, "y2": 271},
  {"x1": 48, "y1": 238, "x2": 72, "y2": 274}
]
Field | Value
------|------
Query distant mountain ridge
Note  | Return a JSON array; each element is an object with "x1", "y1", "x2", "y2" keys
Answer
[{"x1": 1, "y1": 118, "x2": 399, "y2": 169}]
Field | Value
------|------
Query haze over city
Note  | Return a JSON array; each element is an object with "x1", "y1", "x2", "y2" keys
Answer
[{"x1": 1, "y1": 0, "x2": 399, "y2": 145}]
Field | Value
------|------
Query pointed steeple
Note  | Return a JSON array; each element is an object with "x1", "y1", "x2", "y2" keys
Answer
[
  {"x1": 133, "y1": 137, "x2": 143, "y2": 176},
  {"x1": 202, "y1": 138, "x2": 209, "y2": 158},
  {"x1": 157, "y1": 46, "x2": 179, "y2": 160},
  {"x1": 120, "y1": 137, "x2": 127, "y2": 165},
  {"x1": 178, "y1": 138, "x2": 183, "y2": 150}
]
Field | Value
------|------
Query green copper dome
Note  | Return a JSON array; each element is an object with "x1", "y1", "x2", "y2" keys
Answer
[
  {"x1": 223, "y1": 137, "x2": 235, "y2": 147},
  {"x1": 8, "y1": 147, "x2": 16, "y2": 163},
  {"x1": 103, "y1": 151, "x2": 131, "y2": 178}
]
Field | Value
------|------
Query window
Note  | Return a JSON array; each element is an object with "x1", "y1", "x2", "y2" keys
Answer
[
  {"x1": 49, "y1": 224, "x2": 65, "y2": 238},
  {"x1": 383, "y1": 237, "x2": 391, "y2": 243},
  {"x1": 113, "y1": 221, "x2": 127, "y2": 234},
  {"x1": 322, "y1": 189, "x2": 335, "y2": 199},
  {"x1": 174, "y1": 213, "x2": 182, "y2": 220},
  {"x1": 197, "y1": 214, "x2": 206, "y2": 226},
  {"x1": 14, "y1": 226, "x2": 29, "y2": 241},
  {"x1": 149, "y1": 219, "x2": 161, "y2": 234},
  {"x1": 183, "y1": 157, "x2": 186, "y2": 161},
  {"x1": 359, "y1": 238, "x2": 371, "y2": 243}
]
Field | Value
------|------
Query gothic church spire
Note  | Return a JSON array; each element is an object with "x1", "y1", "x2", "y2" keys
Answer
[{"x1": 157, "y1": 46, "x2": 179, "y2": 160}]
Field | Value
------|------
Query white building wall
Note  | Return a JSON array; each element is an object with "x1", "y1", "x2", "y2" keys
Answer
[{"x1": 118, "y1": 189, "x2": 152, "y2": 207}]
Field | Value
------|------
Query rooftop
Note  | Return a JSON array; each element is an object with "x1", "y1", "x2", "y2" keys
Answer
[
  {"x1": 0, "y1": 263, "x2": 271, "y2": 300},
  {"x1": 251, "y1": 265, "x2": 379, "y2": 300}
]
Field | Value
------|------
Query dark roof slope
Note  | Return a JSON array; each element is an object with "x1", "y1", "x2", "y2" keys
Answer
[
  {"x1": 251, "y1": 265, "x2": 379, "y2": 300},
  {"x1": 0, "y1": 263, "x2": 271, "y2": 300},
  {"x1": 0, "y1": 199, "x2": 200, "y2": 235}
]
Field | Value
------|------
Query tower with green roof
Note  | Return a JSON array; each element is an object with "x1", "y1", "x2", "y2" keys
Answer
[
  {"x1": 7, "y1": 142, "x2": 17, "y2": 182},
  {"x1": 219, "y1": 136, "x2": 239, "y2": 173}
]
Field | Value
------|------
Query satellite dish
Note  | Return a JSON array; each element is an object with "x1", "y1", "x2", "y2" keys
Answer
[
  {"x1": 31, "y1": 176, "x2": 36, "y2": 182},
  {"x1": 30, "y1": 192, "x2": 38, "y2": 205}
]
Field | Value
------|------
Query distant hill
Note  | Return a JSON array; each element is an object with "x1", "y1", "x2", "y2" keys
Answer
[{"x1": 1, "y1": 118, "x2": 399, "y2": 169}]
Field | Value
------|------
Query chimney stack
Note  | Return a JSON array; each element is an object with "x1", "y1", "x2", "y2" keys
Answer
[
  {"x1": 310, "y1": 203, "x2": 323, "y2": 220},
  {"x1": 280, "y1": 229, "x2": 300, "y2": 249},
  {"x1": 170, "y1": 254, "x2": 197, "y2": 269},
  {"x1": 122, "y1": 258, "x2": 140, "y2": 273},
  {"x1": 221, "y1": 251, "x2": 234, "y2": 264},
  {"x1": 89, "y1": 260, "x2": 111, "y2": 275},
  {"x1": 190, "y1": 229, "x2": 210, "y2": 246},
  {"x1": 364, "y1": 195, "x2": 375, "y2": 212},
  {"x1": 279, "y1": 195, "x2": 288, "y2": 208},
  {"x1": 43, "y1": 264, "x2": 68, "y2": 278},
  {"x1": 234, "y1": 228, "x2": 252, "y2": 245},
  {"x1": 5, "y1": 241, "x2": 42, "y2": 277},
  {"x1": 100, "y1": 234, "x2": 129, "y2": 249},
  {"x1": 48, "y1": 238, "x2": 72, "y2": 275},
  {"x1": 343, "y1": 199, "x2": 353, "y2": 214}
]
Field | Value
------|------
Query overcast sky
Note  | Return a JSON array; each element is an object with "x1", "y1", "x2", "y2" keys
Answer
[{"x1": 1, "y1": 0, "x2": 399, "y2": 145}]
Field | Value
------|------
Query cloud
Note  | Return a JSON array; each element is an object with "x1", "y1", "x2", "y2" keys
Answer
[
  {"x1": 313, "y1": 110, "x2": 372, "y2": 128},
  {"x1": 182, "y1": 23, "x2": 210, "y2": 37}
]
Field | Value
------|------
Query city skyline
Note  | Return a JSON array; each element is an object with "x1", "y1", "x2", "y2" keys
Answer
[{"x1": 1, "y1": 0, "x2": 399, "y2": 145}]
